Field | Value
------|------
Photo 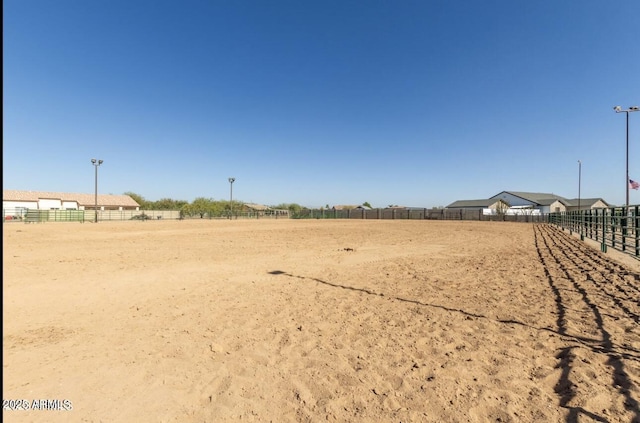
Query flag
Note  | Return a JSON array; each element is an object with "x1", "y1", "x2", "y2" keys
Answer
[{"x1": 630, "y1": 179, "x2": 640, "y2": 190}]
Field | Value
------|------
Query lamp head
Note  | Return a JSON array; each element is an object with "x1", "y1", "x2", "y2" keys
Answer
[
  {"x1": 631, "y1": 106, "x2": 640, "y2": 111},
  {"x1": 91, "y1": 158, "x2": 97, "y2": 164},
  {"x1": 614, "y1": 105, "x2": 622, "y2": 112},
  {"x1": 98, "y1": 160, "x2": 103, "y2": 165},
  {"x1": 228, "y1": 177, "x2": 235, "y2": 183}
]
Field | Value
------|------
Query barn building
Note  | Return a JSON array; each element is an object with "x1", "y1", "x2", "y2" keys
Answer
[{"x1": 447, "y1": 191, "x2": 610, "y2": 214}]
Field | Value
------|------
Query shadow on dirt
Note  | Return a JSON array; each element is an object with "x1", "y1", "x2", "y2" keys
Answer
[
  {"x1": 268, "y1": 269, "x2": 487, "y2": 319},
  {"x1": 534, "y1": 223, "x2": 639, "y2": 423},
  {"x1": 269, "y1": 223, "x2": 640, "y2": 423}
]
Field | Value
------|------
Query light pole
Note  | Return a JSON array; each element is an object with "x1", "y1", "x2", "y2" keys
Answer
[
  {"x1": 91, "y1": 158, "x2": 103, "y2": 223},
  {"x1": 228, "y1": 177, "x2": 235, "y2": 218},
  {"x1": 614, "y1": 105, "x2": 640, "y2": 208}
]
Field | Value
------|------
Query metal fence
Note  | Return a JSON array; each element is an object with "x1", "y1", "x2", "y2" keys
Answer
[
  {"x1": 2, "y1": 208, "x2": 289, "y2": 222},
  {"x1": 2, "y1": 209, "x2": 182, "y2": 222},
  {"x1": 549, "y1": 206, "x2": 640, "y2": 258},
  {"x1": 3, "y1": 209, "x2": 87, "y2": 223},
  {"x1": 292, "y1": 208, "x2": 549, "y2": 222}
]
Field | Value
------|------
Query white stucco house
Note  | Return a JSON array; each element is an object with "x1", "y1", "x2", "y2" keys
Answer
[{"x1": 3, "y1": 190, "x2": 140, "y2": 216}]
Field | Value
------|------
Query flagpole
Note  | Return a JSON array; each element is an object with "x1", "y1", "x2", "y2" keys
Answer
[{"x1": 626, "y1": 110, "x2": 629, "y2": 209}]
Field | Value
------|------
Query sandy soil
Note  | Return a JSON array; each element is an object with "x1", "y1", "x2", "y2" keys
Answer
[{"x1": 3, "y1": 219, "x2": 640, "y2": 422}]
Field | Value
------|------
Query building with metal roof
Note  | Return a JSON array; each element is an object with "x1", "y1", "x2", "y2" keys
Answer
[{"x1": 446, "y1": 191, "x2": 610, "y2": 214}]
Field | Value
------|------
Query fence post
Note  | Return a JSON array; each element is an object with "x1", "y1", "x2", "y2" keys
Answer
[
  {"x1": 622, "y1": 206, "x2": 627, "y2": 252},
  {"x1": 569, "y1": 210, "x2": 574, "y2": 235},
  {"x1": 611, "y1": 207, "x2": 616, "y2": 249},
  {"x1": 635, "y1": 205, "x2": 639, "y2": 257},
  {"x1": 601, "y1": 209, "x2": 607, "y2": 252},
  {"x1": 600, "y1": 212, "x2": 606, "y2": 252}
]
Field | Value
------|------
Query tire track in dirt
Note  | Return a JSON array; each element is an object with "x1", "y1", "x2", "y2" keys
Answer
[{"x1": 534, "y1": 223, "x2": 640, "y2": 422}]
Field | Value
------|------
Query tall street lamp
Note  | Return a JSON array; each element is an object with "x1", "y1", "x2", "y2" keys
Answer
[
  {"x1": 91, "y1": 158, "x2": 103, "y2": 223},
  {"x1": 228, "y1": 177, "x2": 235, "y2": 218},
  {"x1": 614, "y1": 105, "x2": 640, "y2": 208}
]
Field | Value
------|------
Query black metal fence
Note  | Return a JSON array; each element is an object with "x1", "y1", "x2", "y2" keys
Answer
[
  {"x1": 292, "y1": 208, "x2": 549, "y2": 222},
  {"x1": 549, "y1": 206, "x2": 640, "y2": 258},
  {"x1": 3, "y1": 209, "x2": 86, "y2": 223},
  {"x1": 2, "y1": 208, "x2": 289, "y2": 222}
]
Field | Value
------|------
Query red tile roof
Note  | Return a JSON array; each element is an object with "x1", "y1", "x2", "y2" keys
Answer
[{"x1": 3, "y1": 190, "x2": 140, "y2": 207}]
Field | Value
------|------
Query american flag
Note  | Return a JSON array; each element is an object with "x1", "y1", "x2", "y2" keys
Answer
[{"x1": 630, "y1": 179, "x2": 640, "y2": 190}]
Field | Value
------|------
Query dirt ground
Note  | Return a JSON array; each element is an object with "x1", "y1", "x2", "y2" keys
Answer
[{"x1": 3, "y1": 219, "x2": 640, "y2": 422}]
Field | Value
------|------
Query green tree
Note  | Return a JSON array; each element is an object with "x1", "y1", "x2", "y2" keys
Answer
[
  {"x1": 191, "y1": 197, "x2": 215, "y2": 218},
  {"x1": 362, "y1": 201, "x2": 372, "y2": 208},
  {"x1": 152, "y1": 198, "x2": 188, "y2": 210},
  {"x1": 124, "y1": 192, "x2": 149, "y2": 209},
  {"x1": 180, "y1": 203, "x2": 193, "y2": 218},
  {"x1": 213, "y1": 200, "x2": 231, "y2": 216}
]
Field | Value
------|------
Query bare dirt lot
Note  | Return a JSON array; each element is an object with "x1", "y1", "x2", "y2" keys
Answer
[{"x1": 3, "y1": 219, "x2": 640, "y2": 422}]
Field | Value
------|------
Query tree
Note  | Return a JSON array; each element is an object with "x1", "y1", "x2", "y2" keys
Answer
[
  {"x1": 362, "y1": 201, "x2": 372, "y2": 208},
  {"x1": 124, "y1": 192, "x2": 149, "y2": 209},
  {"x1": 180, "y1": 203, "x2": 193, "y2": 218},
  {"x1": 152, "y1": 198, "x2": 188, "y2": 210},
  {"x1": 191, "y1": 197, "x2": 215, "y2": 218}
]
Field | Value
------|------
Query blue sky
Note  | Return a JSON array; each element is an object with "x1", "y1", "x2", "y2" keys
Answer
[{"x1": 4, "y1": 1, "x2": 640, "y2": 208}]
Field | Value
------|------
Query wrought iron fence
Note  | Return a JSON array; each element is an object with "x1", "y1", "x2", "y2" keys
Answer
[
  {"x1": 3, "y1": 208, "x2": 86, "y2": 223},
  {"x1": 549, "y1": 206, "x2": 640, "y2": 258},
  {"x1": 292, "y1": 208, "x2": 548, "y2": 222},
  {"x1": 2, "y1": 208, "x2": 289, "y2": 222}
]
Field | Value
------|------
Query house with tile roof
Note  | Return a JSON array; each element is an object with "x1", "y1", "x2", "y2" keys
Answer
[
  {"x1": 3, "y1": 190, "x2": 140, "y2": 213},
  {"x1": 332, "y1": 205, "x2": 359, "y2": 211},
  {"x1": 242, "y1": 203, "x2": 289, "y2": 217}
]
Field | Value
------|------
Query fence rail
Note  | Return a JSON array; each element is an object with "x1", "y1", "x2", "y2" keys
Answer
[
  {"x1": 7, "y1": 205, "x2": 638, "y2": 259},
  {"x1": 549, "y1": 206, "x2": 640, "y2": 258},
  {"x1": 292, "y1": 208, "x2": 548, "y2": 222},
  {"x1": 2, "y1": 208, "x2": 288, "y2": 222}
]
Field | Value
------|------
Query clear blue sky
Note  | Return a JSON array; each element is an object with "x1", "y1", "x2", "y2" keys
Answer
[{"x1": 4, "y1": 0, "x2": 640, "y2": 208}]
